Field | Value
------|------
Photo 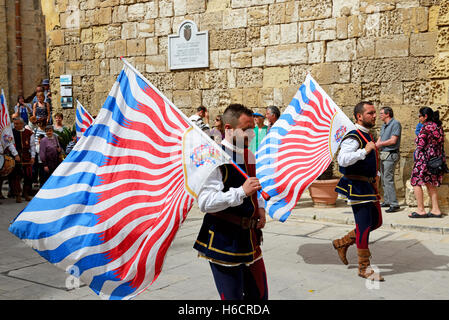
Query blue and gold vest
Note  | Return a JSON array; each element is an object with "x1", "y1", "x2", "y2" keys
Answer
[
  {"x1": 335, "y1": 129, "x2": 380, "y2": 202},
  {"x1": 193, "y1": 146, "x2": 262, "y2": 265}
]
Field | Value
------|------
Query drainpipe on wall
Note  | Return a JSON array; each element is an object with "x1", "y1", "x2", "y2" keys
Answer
[{"x1": 15, "y1": 0, "x2": 23, "y2": 96}]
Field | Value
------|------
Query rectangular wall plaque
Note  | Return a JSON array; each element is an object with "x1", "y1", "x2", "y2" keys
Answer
[
  {"x1": 60, "y1": 74, "x2": 72, "y2": 85},
  {"x1": 168, "y1": 20, "x2": 209, "y2": 70}
]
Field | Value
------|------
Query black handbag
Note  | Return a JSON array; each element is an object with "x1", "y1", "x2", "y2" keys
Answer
[{"x1": 427, "y1": 156, "x2": 449, "y2": 175}]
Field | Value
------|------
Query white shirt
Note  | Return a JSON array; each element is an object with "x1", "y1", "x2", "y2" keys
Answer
[
  {"x1": 197, "y1": 139, "x2": 265, "y2": 213},
  {"x1": 337, "y1": 124, "x2": 368, "y2": 167}
]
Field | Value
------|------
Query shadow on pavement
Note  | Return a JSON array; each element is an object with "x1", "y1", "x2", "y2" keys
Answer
[{"x1": 297, "y1": 240, "x2": 449, "y2": 277}]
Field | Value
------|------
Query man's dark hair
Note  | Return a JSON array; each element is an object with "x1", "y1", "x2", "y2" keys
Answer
[
  {"x1": 267, "y1": 105, "x2": 281, "y2": 120},
  {"x1": 381, "y1": 106, "x2": 393, "y2": 118},
  {"x1": 197, "y1": 106, "x2": 207, "y2": 112},
  {"x1": 222, "y1": 104, "x2": 253, "y2": 128},
  {"x1": 353, "y1": 101, "x2": 373, "y2": 120}
]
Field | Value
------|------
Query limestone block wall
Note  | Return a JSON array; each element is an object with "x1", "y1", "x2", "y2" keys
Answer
[
  {"x1": 0, "y1": 0, "x2": 47, "y2": 106},
  {"x1": 0, "y1": 0, "x2": 8, "y2": 98},
  {"x1": 44, "y1": 0, "x2": 449, "y2": 204}
]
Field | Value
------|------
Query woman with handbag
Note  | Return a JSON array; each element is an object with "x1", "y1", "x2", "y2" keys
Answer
[{"x1": 409, "y1": 107, "x2": 447, "y2": 218}]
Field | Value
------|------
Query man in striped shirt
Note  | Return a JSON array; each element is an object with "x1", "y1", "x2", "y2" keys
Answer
[{"x1": 189, "y1": 106, "x2": 210, "y2": 135}]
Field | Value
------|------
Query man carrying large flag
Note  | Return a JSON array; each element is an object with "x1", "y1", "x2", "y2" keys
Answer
[
  {"x1": 333, "y1": 101, "x2": 384, "y2": 282},
  {"x1": 257, "y1": 75, "x2": 384, "y2": 281},
  {"x1": 193, "y1": 103, "x2": 268, "y2": 300},
  {"x1": 8, "y1": 59, "x2": 246, "y2": 300}
]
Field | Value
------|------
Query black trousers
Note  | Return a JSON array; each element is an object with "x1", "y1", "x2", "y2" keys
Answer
[
  {"x1": 209, "y1": 258, "x2": 268, "y2": 300},
  {"x1": 352, "y1": 201, "x2": 383, "y2": 249}
]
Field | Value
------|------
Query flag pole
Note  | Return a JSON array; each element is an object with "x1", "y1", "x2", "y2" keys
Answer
[
  {"x1": 119, "y1": 57, "x2": 270, "y2": 201},
  {"x1": 355, "y1": 128, "x2": 379, "y2": 173},
  {"x1": 229, "y1": 159, "x2": 270, "y2": 201}
]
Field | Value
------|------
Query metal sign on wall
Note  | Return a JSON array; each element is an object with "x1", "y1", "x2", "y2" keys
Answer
[
  {"x1": 60, "y1": 74, "x2": 73, "y2": 109},
  {"x1": 168, "y1": 20, "x2": 209, "y2": 70}
]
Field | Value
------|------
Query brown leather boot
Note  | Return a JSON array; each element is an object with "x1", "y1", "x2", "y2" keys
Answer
[
  {"x1": 16, "y1": 195, "x2": 22, "y2": 203},
  {"x1": 357, "y1": 248, "x2": 384, "y2": 281},
  {"x1": 332, "y1": 229, "x2": 356, "y2": 265},
  {"x1": 22, "y1": 193, "x2": 31, "y2": 201},
  {"x1": 22, "y1": 187, "x2": 31, "y2": 201}
]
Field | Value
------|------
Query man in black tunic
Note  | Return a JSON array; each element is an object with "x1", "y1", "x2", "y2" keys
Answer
[{"x1": 193, "y1": 104, "x2": 268, "y2": 300}]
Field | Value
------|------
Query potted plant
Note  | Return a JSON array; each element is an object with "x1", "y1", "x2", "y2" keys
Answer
[{"x1": 308, "y1": 160, "x2": 340, "y2": 207}]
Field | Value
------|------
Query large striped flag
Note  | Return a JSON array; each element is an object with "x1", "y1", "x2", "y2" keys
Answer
[
  {"x1": 0, "y1": 89, "x2": 14, "y2": 146},
  {"x1": 9, "y1": 59, "x2": 233, "y2": 300},
  {"x1": 256, "y1": 74, "x2": 356, "y2": 222},
  {"x1": 75, "y1": 100, "x2": 94, "y2": 141}
]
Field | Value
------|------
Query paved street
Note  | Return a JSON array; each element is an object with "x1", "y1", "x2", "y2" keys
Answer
[{"x1": 1, "y1": 196, "x2": 449, "y2": 300}]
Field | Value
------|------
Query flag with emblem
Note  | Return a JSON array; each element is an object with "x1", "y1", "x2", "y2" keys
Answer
[
  {"x1": 256, "y1": 74, "x2": 356, "y2": 222},
  {"x1": 9, "y1": 59, "x2": 233, "y2": 300}
]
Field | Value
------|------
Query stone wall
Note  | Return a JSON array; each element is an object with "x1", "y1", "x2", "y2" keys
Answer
[
  {"x1": 45, "y1": 0, "x2": 449, "y2": 205},
  {"x1": 0, "y1": 0, "x2": 8, "y2": 98},
  {"x1": 0, "y1": 0, "x2": 47, "y2": 107}
]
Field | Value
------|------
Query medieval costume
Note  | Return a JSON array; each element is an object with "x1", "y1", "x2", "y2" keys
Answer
[
  {"x1": 10, "y1": 126, "x2": 35, "y2": 202},
  {"x1": 193, "y1": 139, "x2": 268, "y2": 300},
  {"x1": 333, "y1": 124, "x2": 384, "y2": 281}
]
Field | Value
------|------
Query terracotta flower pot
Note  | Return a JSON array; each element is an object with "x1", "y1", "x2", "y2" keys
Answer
[{"x1": 309, "y1": 178, "x2": 340, "y2": 207}]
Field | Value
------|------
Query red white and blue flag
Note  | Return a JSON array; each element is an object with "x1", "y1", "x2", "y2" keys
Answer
[
  {"x1": 0, "y1": 89, "x2": 14, "y2": 146},
  {"x1": 256, "y1": 74, "x2": 356, "y2": 222},
  {"x1": 75, "y1": 100, "x2": 94, "y2": 141},
  {"x1": 9, "y1": 59, "x2": 231, "y2": 300}
]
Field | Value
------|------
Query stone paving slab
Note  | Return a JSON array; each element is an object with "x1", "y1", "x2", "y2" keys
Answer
[
  {"x1": 1, "y1": 197, "x2": 449, "y2": 300},
  {"x1": 7, "y1": 262, "x2": 73, "y2": 290}
]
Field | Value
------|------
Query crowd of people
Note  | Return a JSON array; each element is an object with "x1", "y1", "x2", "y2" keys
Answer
[
  {"x1": 375, "y1": 105, "x2": 448, "y2": 218},
  {"x1": 188, "y1": 101, "x2": 447, "y2": 298},
  {"x1": 1, "y1": 85, "x2": 447, "y2": 298},
  {"x1": 0, "y1": 79, "x2": 73, "y2": 204},
  {"x1": 189, "y1": 103, "x2": 447, "y2": 219},
  {"x1": 188, "y1": 105, "x2": 280, "y2": 148},
  {"x1": 3, "y1": 92, "x2": 448, "y2": 216}
]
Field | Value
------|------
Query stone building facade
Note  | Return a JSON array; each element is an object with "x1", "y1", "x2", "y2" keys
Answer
[
  {"x1": 0, "y1": 0, "x2": 47, "y2": 106},
  {"x1": 44, "y1": 0, "x2": 449, "y2": 205}
]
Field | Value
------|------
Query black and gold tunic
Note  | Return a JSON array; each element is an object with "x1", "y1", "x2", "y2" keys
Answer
[
  {"x1": 335, "y1": 129, "x2": 380, "y2": 203},
  {"x1": 193, "y1": 145, "x2": 262, "y2": 265}
]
